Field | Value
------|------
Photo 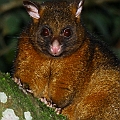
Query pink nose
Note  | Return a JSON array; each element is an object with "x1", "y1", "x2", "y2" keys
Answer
[
  {"x1": 51, "y1": 46, "x2": 61, "y2": 54},
  {"x1": 50, "y1": 40, "x2": 62, "y2": 56}
]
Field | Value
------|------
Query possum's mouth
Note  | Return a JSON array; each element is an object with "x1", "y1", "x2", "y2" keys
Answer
[{"x1": 49, "y1": 40, "x2": 63, "y2": 56}]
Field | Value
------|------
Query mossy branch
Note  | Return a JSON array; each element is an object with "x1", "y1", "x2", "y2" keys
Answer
[{"x1": 0, "y1": 72, "x2": 67, "y2": 120}]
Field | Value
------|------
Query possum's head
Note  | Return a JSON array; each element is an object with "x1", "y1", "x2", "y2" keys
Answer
[{"x1": 23, "y1": 0, "x2": 85, "y2": 57}]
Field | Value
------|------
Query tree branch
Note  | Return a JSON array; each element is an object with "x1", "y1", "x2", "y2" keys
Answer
[{"x1": 0, "y1": 1, "x2": 22, "y2": 14}]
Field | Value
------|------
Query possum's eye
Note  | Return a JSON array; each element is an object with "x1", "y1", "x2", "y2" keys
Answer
[
  {"x1": 41, "y1": 27, "x2": 50, "y2": 37},
  {"x1": 63, "y1": 28, "x2": 72, "y2": 38}
]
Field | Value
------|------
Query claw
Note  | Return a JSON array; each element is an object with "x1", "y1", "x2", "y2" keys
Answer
[
  {"x1": 39, "y1": 97, "x2": 62, "y2": 114},
  {"x1": 40, "y1": 97, "x2": 44, "y2": 102},
  {"x1": 13, "y1": 77, "x2": 22, "y2": 86},
  {"x1": 55, "y1": 108, "x2": 62, "y2": 114}
]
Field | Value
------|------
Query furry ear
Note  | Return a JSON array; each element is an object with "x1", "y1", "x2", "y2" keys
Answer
[
  {"x1": 23, "y1": 1, "x2": 40, "y2": 19},
  {"x1": 75, "y1": 0, "x2": 84, "y2": 18}
]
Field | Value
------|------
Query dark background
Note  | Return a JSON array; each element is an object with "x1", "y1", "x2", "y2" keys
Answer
[{"x1": 0, "y1": 0, "x2": 120, "y2": 73}]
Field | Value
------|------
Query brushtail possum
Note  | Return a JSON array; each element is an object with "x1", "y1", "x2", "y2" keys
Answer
[{"x1": 13, "y1": 0, "x2": 120, "y2": 119}]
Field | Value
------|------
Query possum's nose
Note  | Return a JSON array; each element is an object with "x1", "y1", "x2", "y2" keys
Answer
[{"x1": 50, "y1": 40, "x2": 62, "y2": 56}]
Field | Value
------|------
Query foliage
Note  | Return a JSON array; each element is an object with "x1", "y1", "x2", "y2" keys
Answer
[{"x1": 0, "y1": 0, "x2": 120, "y2": 72}]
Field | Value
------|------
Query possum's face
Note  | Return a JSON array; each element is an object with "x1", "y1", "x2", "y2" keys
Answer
[{"x1": 23, "y1": 0, "x2": 84, "y2": 57}]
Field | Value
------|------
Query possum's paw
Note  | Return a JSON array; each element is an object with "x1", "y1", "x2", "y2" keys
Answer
[
  {"x1": 40, "y1": 97, "x2": 62, "y2": 114},
  {"x1": 13, "y1": 77, "x2": 33, "y2": 94}
]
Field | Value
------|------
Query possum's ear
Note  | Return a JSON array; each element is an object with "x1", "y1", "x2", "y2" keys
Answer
[
  {"x1": 70, "y1": 0, "x2": 84, "y2": 19},
  {"x1": 23, "y1": 1, "x2": 40, "y2": 19},
  {"x1": 75, "y1": 0, "x2": 84, "y2": 18}
]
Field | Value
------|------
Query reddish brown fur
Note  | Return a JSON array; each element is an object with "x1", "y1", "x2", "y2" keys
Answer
[{"x1": 14, "y1": 0, "x2": 120, "y2": 120}]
